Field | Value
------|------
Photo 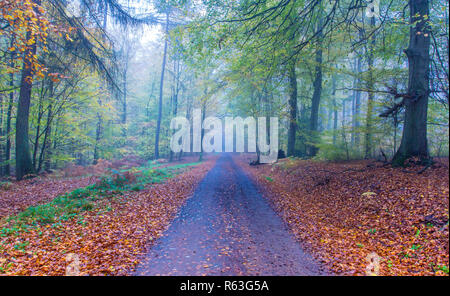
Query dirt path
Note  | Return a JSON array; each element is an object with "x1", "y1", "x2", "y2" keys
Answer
[{"x1": 135, "y1": 154, "x2": 324, "y2": 275}]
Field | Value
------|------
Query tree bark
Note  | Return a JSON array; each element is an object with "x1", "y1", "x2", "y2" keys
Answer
[
  {"x1": 287, "y1": 60, "x2": 298, "y2": 157},
  {"x1": 169, "y1": 59, "x2": 180, "y2": 162},
  {"x1": 332, "y1": 75, "x2": 338, "y2": 145},
  {"x1": 364, "y1": 15, "x2": 376, "y2": 159},
  {"x1": 32, "y1": 92, "x2": 44, "y2": 170},
  {"x1": 5, "y1": 62, "x2": 15, "y2": 176},
  {"x1": 93, "y1": 108, "x2": 102, "y2": 164},
  {"x1": 308, "y1": 33, "x2": 323, "y2": 157},
  {"x1": 122, "y1": 61, "x2": 128, "y2": 137},
  {"x1": 154, "y1": 11, "x2": 169, "y2": 160},
  {"x1": 16, "y1": 28, "x2": 37, "y2": 180},
  {"x1": 38, "y1": 104, "x2": 52, "y2": 172},
  {"x1": 392, "y1": 0, "x2": 431, "y2": 165}
]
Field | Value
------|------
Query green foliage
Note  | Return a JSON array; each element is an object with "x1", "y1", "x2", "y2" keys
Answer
[
  {"x1": 436, "y1": 265, "x2": 449, "y2": 274},
  {"x1": 313, "y1": 142, "x2": 355, "y2": 162},
  {"x1": 5, "y1": 195, "x2": 94, "y2": 230},
  {"x1": 0, "y1": 161, "x2": 201, "y2": 236}
]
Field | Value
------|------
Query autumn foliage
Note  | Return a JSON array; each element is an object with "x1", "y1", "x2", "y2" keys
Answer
[
  {"x1": 0, "y1": 0, "x2": 72, "y2": 82},
  {"x1": 0, "y1": 158, "x2": 215, "y2": 275},
  {"x1": 238, "y1": 156, "x2": 449, "y2": 276}
]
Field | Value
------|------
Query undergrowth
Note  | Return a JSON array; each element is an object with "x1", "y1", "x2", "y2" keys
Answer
[{"x1": 0, "y1": 161, "x2": 201, "y2": 236}]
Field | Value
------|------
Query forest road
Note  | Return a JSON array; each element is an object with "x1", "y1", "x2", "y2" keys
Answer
[{"x1": 134, "y1": 154, "x2": 325, "y2": 275}]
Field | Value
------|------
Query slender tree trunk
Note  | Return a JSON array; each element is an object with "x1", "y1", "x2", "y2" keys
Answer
[
  {"x1": 392, "y1": 0, "x2": 431, "y2": 165},
  {"x1": 0, "y1": 86, "x2": 3, "y2": 176},
  {"x1": 154, "y1": 11, "x2": 169, "y2": 160},
  {"x1": 32, "y1": 93, "x2": 44, "y2": 169},
  {"x1": 364, "y1": 15, "x2": 376, "y2": 159},
  {"x1": 5, "y1": 70, "x2": 14, "y2": 176},
  {"x1": 5, "y1": 37, "x2": 16, "y2": 176},
  {"x1": 287, "y1": 60, "x2": 298, "y2": 157},
  {"x1": 393, "y1": 113, "x2": 398, "y2": 156},
  {"x1": 308, "y1": 31, "x2": 323, "y2": 157},
  {"x1": 16, "y1": 28, "x2": 37, "y2": 180},
  {"x1": 93, "y1": 109, "x2": 102, "y2": 164},
  {"x1": 122, "y1": 63, "x2": 127, "y2": 136},
  {"x1": 354, "y1": 59, "x2": 362, "y2": 149},
  {"x1": 332, "y1": 75, "x2": 338, "y2": 145},
  {"x1": 198, "y1": 99, "x2": 206, "y2": 162},
  {"x1": 169, "y1": 60, "x2": 180, "y2": 162},
  {"x1": 39, "y1": 104, "x2": 52, "y2": 172}
]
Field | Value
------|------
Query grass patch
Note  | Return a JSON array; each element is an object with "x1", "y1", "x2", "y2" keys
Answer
[
  {"x1": 1, "y1": 195, "x2": 94, "y2": 235},
  {"x1": 0, "y1": 161, "x2": 202, "y2": 236}
]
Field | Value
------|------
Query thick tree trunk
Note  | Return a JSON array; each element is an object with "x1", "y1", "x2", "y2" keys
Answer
[
  {"x1": 154, "y1": 11, "x2": 169, "y2": 160},
  {"x1": 16, "y1": 29, "x2": 37, "y2": 180},
  {"x1": 287, "y1": 60, "x2": 298, "y2": 157},
  {"x1": 392, "y1": 0, "x2": 431, "y2": 165}
]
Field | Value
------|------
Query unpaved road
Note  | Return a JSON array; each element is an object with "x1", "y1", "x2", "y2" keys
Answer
[{"x1": 135, "y1": 154, "x2": 324, "y2": 275}]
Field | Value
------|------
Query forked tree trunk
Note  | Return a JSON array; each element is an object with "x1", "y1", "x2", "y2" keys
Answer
[{"x1": 392, "y1": 0, "x2": 431, "y2": 166}]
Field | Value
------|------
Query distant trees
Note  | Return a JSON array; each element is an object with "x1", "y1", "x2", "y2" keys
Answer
[
  {"x1": 177, "y1": 0, "x2": 448, "y2": 164},
  {"x1": 0, "y1": 0, "x2": 448, "y2": 181},
  {"x1": 1, "y1": 0, "x2": 157, "y2": 179}
]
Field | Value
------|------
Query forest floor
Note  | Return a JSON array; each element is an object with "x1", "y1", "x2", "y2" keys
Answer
[
  {"x1": 0, "y1": 156, "x2": 216, "y2": 275},
  {"x1": 237, "y1": 155, "x2": 449, "y2": 276},
  {"x1": 135, "y1": 154, "x2": 324, "y2": 276},
  {"x1": 0, "y1": 176, "x2": 97, "y2": 220},
  {"x1": 0, "y1": 154, "x2": 448, "y2": 276}
]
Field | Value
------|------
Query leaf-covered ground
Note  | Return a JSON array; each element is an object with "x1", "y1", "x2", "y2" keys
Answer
[
  {"x1": 0, "y1": 158, "x2": 215, "y2": 275},
  {"x1": 0, "y1": 177, "x2": 97, "y2": 220},
  {"x1": 237, "y1": 156, "x2": 449, "y2": 276}
]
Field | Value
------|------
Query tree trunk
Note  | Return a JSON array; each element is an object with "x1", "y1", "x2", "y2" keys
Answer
[
  {"x1": 332, "y1": 75, "x2": 338, "y2": 145},
  {"x1": 5, "y1": 62, "x2": 15, "y2": 176},
  {"x1": 0, "y1": 84, "x2": 3, "y2": 176},
  {"x1": 154, "y1": 11, "x2": 169, "y2": 160},
  {"x1": 32, "y1": 93, "x2": 44, "y2": 170},
  {"x1": 287, "y1": 60, "x2": 298, "y2": 157},
  {"x1": 93, "y1": 110, "x2": 102, "y2": 164},
  {"x1": 38, "y1": 103, "x2": 52, "y2": 172},
  {"x1": 364, "y1": 15, "x2": 376, "y2": 159},
  {"x1": 169, "y1": 59, "x2": 180, "y2": 162},
  {"x1": 392, "y1": 0, "x2": 431, "y2": 165},
  {"x1": 308, "y1": 32, "x2": 323, "y2": 157},
  {"x1": 198, "y1": 100, "x2": 206, "y2": 162},
  {"x1": 122, "y1": 62, "x2": 127, "y2": 136},
  {"x1": 16, "y1": 29, "x2": 37, "y2": 180}
]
